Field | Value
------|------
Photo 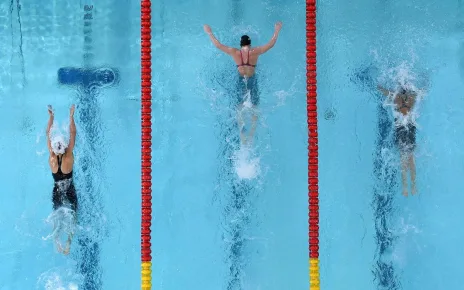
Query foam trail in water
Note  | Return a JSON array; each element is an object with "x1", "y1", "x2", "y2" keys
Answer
[
  {"x1": 43, "y1": 207, "x2": 77, "y2": 249},
  {"x1": 37, "y1": 269, "x2": 80, "y2": 290},
  {"x1": 233, "y1": 146, "x2": 260, "y2": 180}
]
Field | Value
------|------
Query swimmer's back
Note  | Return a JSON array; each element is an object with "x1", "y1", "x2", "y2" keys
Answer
[{"x1": 231, "y1": 49, "x2": 259, "y2": 77}]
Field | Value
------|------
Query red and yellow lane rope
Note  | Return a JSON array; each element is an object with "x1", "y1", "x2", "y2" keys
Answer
[
  {"x1": 141, "y1": 0, "x2": 152, "y2": 289},
  {"x1": 307, "y1": 0, "x2": 319, "y2": 289}
]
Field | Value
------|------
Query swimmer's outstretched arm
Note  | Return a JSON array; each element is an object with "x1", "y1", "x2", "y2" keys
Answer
[
  {"x1": 46, "y1": 105, "x2": 54, "y2": 153},
  {"x1": 67, "y1": 105, "x2": 76, "y2": 153},
  {"x1": 377, "y1": 85, "x2": 391, "y2": 96},
  {"x1": 254, "y1": 22, "x2": 283, "y2": 55},
  {"x1": 203, "y1": 24, "x2": 236, "y2": 55}
]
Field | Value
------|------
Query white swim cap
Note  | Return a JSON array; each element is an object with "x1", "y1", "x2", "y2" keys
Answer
[{"x1": 51, "y1": 135, "x2": 67, "y2": 155}]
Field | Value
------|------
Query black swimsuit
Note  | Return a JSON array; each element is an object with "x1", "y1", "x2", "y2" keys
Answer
[
  {"x1": 394, "y1": 95, "x2": 416, "y2": 153},
  {"x1": 52, "y1": 156, "x2": 78, "y2": 212}
]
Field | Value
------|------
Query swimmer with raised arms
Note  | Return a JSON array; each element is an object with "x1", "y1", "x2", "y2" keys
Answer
[
  {"x1": 203, "y1": 22, "x2": 283, "y2": 145},
  {"x1": 46, "y1": 104, "x2": 78, "y2": 255}
]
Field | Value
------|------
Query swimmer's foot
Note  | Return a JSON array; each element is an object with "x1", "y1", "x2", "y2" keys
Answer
[
  {"x1": 62, "y1": 244, "x2": 70, "y2": 255},
  {"x1": 61, "y1": 237, "x2": 72, "y2": 255},
  {"x1": 56, "y1": 241, "x2": 64, "y2": 253},
  {"x1": 411, "y1": 184, "x2": 417, "y2": 195},
  {"x1": 402, "y1": 189, "x2": 408, "y2": 197}
]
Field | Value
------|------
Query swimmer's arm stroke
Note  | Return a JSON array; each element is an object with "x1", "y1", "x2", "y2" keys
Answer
[
  {"x1": 377, "y1": 85, "x2": 391, "y2": 97},
  {"x1": 67, "y1": 105, "x2": 76, "y2": 154},
  {"x1": 46, "y1": 105, "x2": 54, "y2": 154},
  {"x1": 254, "y1": 22, "x2": 283, "y2": 55},
  {"x1": 203, "y1": 25, "x2": 236, "y2": 55}
]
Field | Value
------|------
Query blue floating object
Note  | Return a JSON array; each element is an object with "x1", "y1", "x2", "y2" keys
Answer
[{"x1": 58, "y1": 67, "x2": 119, "y2": 88}]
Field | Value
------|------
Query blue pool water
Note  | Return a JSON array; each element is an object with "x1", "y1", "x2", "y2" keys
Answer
[
  {"x1": 0, "y1": 1, "x2": 139, "y2": 289},
  {"x1": 152, "y1": 0, "x2": 307, "y2": 289},
  {"x1": 318, "y1": 0, "x2": 464, "y2": 289}
]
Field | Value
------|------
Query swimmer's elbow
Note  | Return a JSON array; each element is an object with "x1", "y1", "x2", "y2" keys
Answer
[{"x1": 216, "y1": 43, "x2": 228, "y2": 52}]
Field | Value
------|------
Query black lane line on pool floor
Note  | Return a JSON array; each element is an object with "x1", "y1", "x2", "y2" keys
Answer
[
  {"x1": 76, "y1": 5, "x2": 102, "y2": 290},
  {"x1": 57, "y1": 4, "x2": 118, "y2": 289},
  {"x1": 9, "y1": 0, "x2": 26, "y2": 85},
  {"x1": 75, "y1": 84, "x2": 104, "y2": 290},
  {"x1": 225, "y1": 3, "x2": 251, "y2": 288},
  {"x1": 210, "y1": 67, "x2": 253, "y2": 290},
  {"x1": 372, "y1": 93, "x2": 400, "y2": 290}
]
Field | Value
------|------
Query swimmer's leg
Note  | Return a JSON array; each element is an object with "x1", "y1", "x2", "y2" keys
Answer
[
  {"x1": 247, "y1": 76, "x2": 260, "y2": 143},
  {"x1": 62, "y1": 233, "x2": 73, "y2": 255},
  {"x1": 236, "y1": 76, "x2": 248, "y2": 145},
  {"x1": 248, "y1": 109, "x2": 258, "y2": 144},
  {"x1": 52, "y1": 192, "x2": 65, "y2": 253},
  {"x1": 53, "y1": 220, "x2": 64, "y2": 253},
  {"x1": 236, "y1": 104, "x2": 247, "y2": 145},
  {"x1": 400, "y1": 153, "x2": 409, "y2": 197},
  {"x1": 62, "y1": 210, "x2": 77, "y2": 255},
  {"x1": 409, "y1": 154, "x2": 417, "y2": 195},
  {"x1": 408, "y1": 126, "x2": 417, "y2": 195}
]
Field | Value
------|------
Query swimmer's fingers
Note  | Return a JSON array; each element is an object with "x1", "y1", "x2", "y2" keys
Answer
[
  {"x1": 203, "y1": 24, "x2": 212, "y2": 34},
  {"x1": 48, "y1": 105, "x2": 53, "y2": 115},
  {"x1": 70, "y1": 104, "x2": 75, "y2": 115}
]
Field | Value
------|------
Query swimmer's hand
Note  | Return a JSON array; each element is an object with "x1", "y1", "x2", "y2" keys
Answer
[
  {"x1": 70, "y1": 104, "x2": 75, "y2": 116},
  {"x1": 48, "y1": 105, "x2": 53, "y2": 116},
  {"x1": 203, "y1": 24, "x2": 212, "y2": 34},
  {"x1": 275, "y1": 21, "x2": 283, "y2": 32}
]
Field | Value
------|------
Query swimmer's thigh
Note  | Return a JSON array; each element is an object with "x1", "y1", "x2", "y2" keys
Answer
[
  {"x1": 408, "y1": 125, "x2": 417, "y2": 151},
  {"x1": 52, "y1": 186, "x2": 62, "y2": 210},
  {"x1": 250, "y1": 76, "x2": 260, "y2": 106},
  {"x1": 66, "y1": 184, "x2": 78, "y2": 212},
  {"x1": 235, "y1": 77, "x2": 246, "y2": 106}
]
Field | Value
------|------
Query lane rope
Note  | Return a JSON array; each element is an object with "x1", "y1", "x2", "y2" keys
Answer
[
  {"x1": 306, "y1": 0, "x2": 320, "y2": 289},
  {"x1": 141, "y1": 0, "x2": 152, "y2": 289}
]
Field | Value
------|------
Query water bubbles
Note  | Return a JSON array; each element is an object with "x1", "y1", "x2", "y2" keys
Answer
[{"x1": 324, "y1": 107, "x2": 337, "y2": 121}]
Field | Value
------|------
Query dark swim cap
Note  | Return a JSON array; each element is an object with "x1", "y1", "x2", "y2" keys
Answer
[{"x1": 240, "y1": 35, "x2": 251, "y2": 47}]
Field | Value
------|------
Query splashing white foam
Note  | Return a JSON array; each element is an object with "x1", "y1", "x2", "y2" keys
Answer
[
  {"x1": 378, "y1": 61, "x2": 427, "y2": 128},
  {"x1": 234, "y1": 147, "x2": 260, "y2": 180},
  {"x1": 43, "y1": 207, "x2": 76, "y2": 246},
  {"x1": 38, "y1": 270, "x2": 79, "y2": 290}
]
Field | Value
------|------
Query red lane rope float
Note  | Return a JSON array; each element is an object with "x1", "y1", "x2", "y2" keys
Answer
[
  {"x1": 307, "y1": 0, "x2": 319, "y2": 289},
  {"x1": 141, "y1": 0, "x2": 152, "y2": 289}
]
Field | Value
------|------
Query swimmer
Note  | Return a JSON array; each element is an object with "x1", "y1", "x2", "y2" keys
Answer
[
  {"x1": 203, "y1": 22, "x2": 283, "y2": 145},
  {"x1": 377, "y1": 85, "x2": 418, "y2": 197},
  {"x1": 46, "y1": 104, "x2": 78, "y2": 255}
]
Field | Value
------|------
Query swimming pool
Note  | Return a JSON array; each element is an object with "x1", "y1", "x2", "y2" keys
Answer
[
  {"x1": 318, "y1": 0, "x2": 464, "y2": 289},
  {"x1": 0, "y1": 1, "x2": 140, "y2": 289},
  {"x1": 151, "y1": 0, "x2": 307, "y2": 289}
]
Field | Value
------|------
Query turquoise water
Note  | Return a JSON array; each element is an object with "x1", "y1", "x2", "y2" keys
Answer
[
  {"x1": 0, "y1": 1, "x2": 139, "y2": 289},
  {"x1": 152, "y1": 0, "x2": 307, "y2": 289},
  {"x1": 318, "y1": 0, "x2": 464, "y2": 289}
]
